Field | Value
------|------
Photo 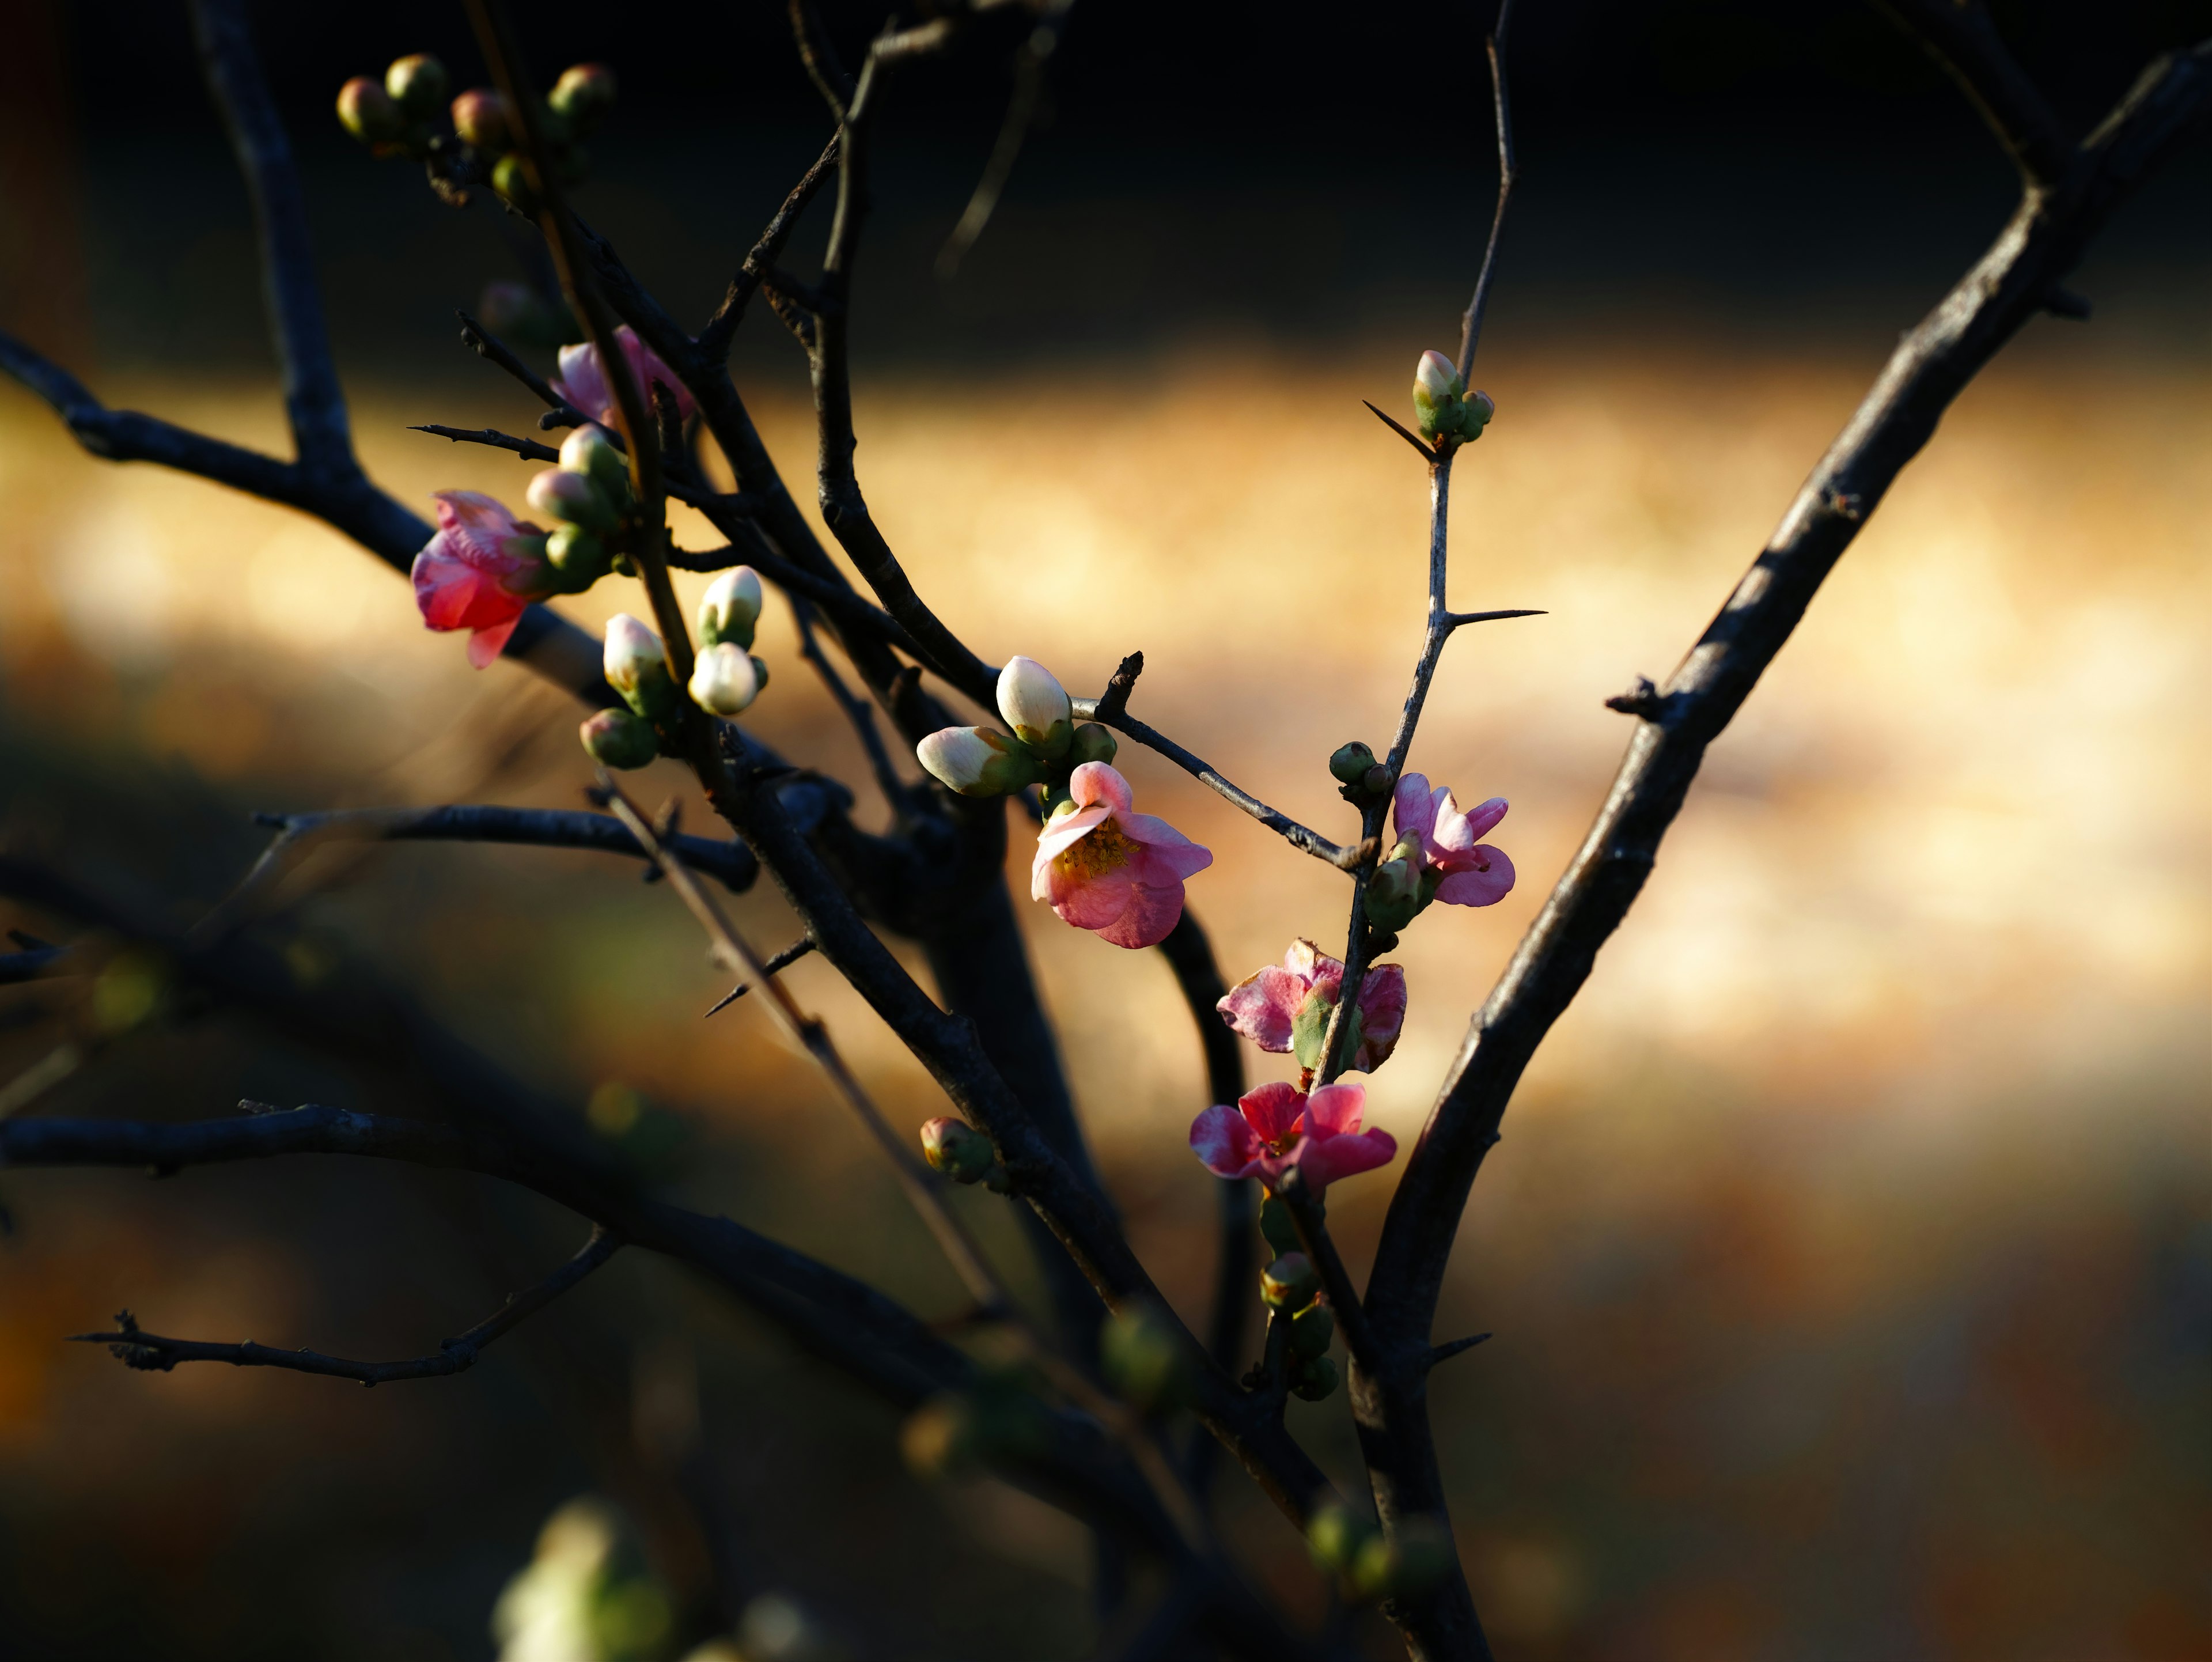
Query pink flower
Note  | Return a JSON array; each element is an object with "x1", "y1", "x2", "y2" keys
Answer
[
  {"x1": 549, "y1": 327, "x2": 698, "y2": 429},
  {"x1": 1217, "y1": 938, "x2": 1407, "y2": 1073},
  {"x1": 1392, "y1": 773, "x2": 1516, "y2": 907},
  {"x1": 1031, "y1": 762, "x2": 1213, "y2": 950},
  {"x1": 410, "y1": 491, "x2": 550, "y2": 668},
  {"x1": 1189, "y1": 1081, "x2": 1397, "y2": 1192}
]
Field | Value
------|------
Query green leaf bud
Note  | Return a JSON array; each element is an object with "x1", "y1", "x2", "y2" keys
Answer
[
  {"x1": 919, "y1": 1116, "x2": 997, "y2": 1184},
  {"x1": 1100, "y1": 1300, "x2": 1195, "y2": 1414},
  {"x1": 579, "y1": 707, "x2": 658, "y2": 770},
  {"x1": 1328, "y1": 741, "x2": 1377, "y2": 786},
  {"x1": 1070, "y1": 721, "x2": 1119, "y2": 767},
  {"x1": 1291, "y1": 1354, "x2": 1340, "y2": 1401},
  {"x1": 1261, "y1": 1252, "x2": 1321, "y2": 1312},
  {"x1": 1258, "y1": 1192, "x2": 1304, "y2": 1256}
]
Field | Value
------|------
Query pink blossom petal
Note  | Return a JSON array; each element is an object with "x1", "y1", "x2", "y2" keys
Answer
[
  {"x1": 1286, "y1": 938, "x2": 1337, "y2": 989},
  {"x1": 1239, "y1": 1081, "x2": 1306, "y2": 1146},
  {"x1": 1392, "y1": 773, "x2": 1440, "y2": 845},
  {"x1": 1121, "y1": 817, "x2": 1213, "y2": 880},
  {"x1": 467, "y1": 616, "x2": 521, "y2": 668},
  {"x1": 1067, "y1": 761, "x2": 1134, "y2": 815},
  {"x1": 1033, "y1": 802, "x2": 1114, "y2": 873},
  {"x1": 1296, "y1": 1127, "x2": 1398, "y2": 1190},
  {"x1": 1303, "y1": 1082, "x2": 1368, "y2": 1138},
  {"x1": 1217, "y1": 965, "x2": 1308, "y2": 1053},
  {"x1": 1047, "y1": 860, "x2": 1137, "y2": 930},
  {"x1": 1190, "y1": 1104, "x2": 1263, "y2": 1179},
  {"x1": 550, "y1": 343, "x2": 612, "y2": 423},
  {"x1": 1354, "y1": 964, "x2": 1408, "y2": 1070},
  {"x1": 1434, "y1": 846, "x2": 1515, "y2": 907},
  {"x1": 1093, "y1": 879, "x2": 1187, "y2": 949}
]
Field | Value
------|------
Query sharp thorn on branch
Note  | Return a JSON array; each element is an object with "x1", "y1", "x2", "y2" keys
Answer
[{"x1": 1362, "y1": 399, "x2": 1438, "y2": 461}]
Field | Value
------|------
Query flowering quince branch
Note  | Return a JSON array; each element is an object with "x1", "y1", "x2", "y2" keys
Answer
[{"x1": 71, "y1": 1226, "x2": 622, "y2": 1386}]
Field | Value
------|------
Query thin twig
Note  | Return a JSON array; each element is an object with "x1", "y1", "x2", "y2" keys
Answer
[
  {"x1": 1456, "y1": 0, "x2": 1518, "y2": 379},
  {"x1": 699, "y1": 132, "x2": 843, "y2": 362},
  {"x1": 794, "y1": 600, "x2": 912, "y2": 811},
  {"x1": 704, "y1": 937, "x2": 816, "y2": 1018},
  {"x1": 456, "y1": 309, "x2": 590, "y2": 427},
  {"x1": 73, "y1": 1227, "x2": 621, "y2": 1385},
  {"x1": 938, "y1": 0, "x2": 1077, "y2": 277}
]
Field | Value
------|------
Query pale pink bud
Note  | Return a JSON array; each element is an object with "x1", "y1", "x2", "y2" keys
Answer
[
  {"x1": 995, "y1": 656, "x2": 1073, "y2": 759},
  {"x1": 688, "y1": 641, "x2": 763, "y2": 716}
]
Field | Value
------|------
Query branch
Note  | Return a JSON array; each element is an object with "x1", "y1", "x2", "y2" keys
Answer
[
  {"x1": 189, "y1": 0, "x2": 353, "y2": 475},
  {"x1": 699, "y1": 133, "x2": 843, "y2": 363},
  {"x1": 456, "y1": 310, "x2": 591, "y2": 427},
  {"x1": 793, "y1": 600, "x2": 913, "y2": 811},
  {"x1": 1357, "y1": 33, "x2": 2212, "y2": 1660},
  {"x1": 75, "y1": 1226, "x2": 621, "y2": 1385},
  {"x1": 788, "y1": 0, "x2": 856, "y2": 117},
  {"x1": 1456, "y1": 0, "x2": 1519, "y2": 378},
  {"x1": 704, "y1": 936, "x2": 815, "y2": 1018},
  {"x1": 1073, "y1": 656, "x2": 1365, "y2": 871},
  {"x1": 1876, "y1": 0, "x2": 2073, "y2": 187},
  {"x1": 937, "y1": 0, "x2": 1078, "y2": 276}
]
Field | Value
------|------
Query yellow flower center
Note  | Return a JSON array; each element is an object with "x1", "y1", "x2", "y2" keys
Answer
[{"x1": 1054, "y1": 817, "x2": 1135, "y2": 880}]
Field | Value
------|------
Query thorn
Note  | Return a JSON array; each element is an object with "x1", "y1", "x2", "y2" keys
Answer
[
  {"x1": 1604, "y1": 676, "x2": 1669, "y2": 721},
  {"x1": 1429, "y1": 1332, "x2": 1493, "y2": 1368},
  {"x1": 1361, "y1": 400, "x2": 1438, "y2": 463},
  {"x1": 2044, "y1": 285, "x2": 2092, "y2": 320},
  {"x1": 6, "y1": 929, "x2": 52, "y2": 951}
]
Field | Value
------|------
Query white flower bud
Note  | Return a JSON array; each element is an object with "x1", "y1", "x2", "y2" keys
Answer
[
  {"x1": 995, "y1": 656, "x2": 1074, "y2": 759},
  {"x1": 527, "y1": 466, "x2": 618, "y2": 532},
  {"x1": 603, "y1": 613, "x2": 678, "y2": 718},
  {"x1": 916, "y1": 725, "x2": 1040, "y2": 797},
  {"x1": 559, "y1": 423, "x2": 632, "y2": 498},
  {"x1": 698, "y1": 566, "x2": 764, "y2": 650},
  {"x1": 1414, "y1": 350, "x2": 1461, "y2": 404},
  {"x1": 688, "y1": 641, "x2": 763, "y2": 715}
]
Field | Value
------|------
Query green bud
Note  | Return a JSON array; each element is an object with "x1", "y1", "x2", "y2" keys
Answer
[
  {"x1": 919, "y1": 1116, "x2": 997, "y2": 1184},
  {"x1": 1257, "y1": 1192, "x2": 1304, "y2": 1256},
  {"x1": 1261, "y1": 1252, "x2": 1321, "y2": 1312},
  {"x1": 1289, "y1": 1302, "x2": 1335, "y2": 1362},
  {"x1": 546, "y1": 523, "x2": 607, "y2": 583},
  {"x1": 491, "y1": 152, "x2": 540, "y2": 215},
  {"x1": 548, "y1": 63, "x2": 618, "y2": 133},
  {"x1": 1365, "y1": 858, "x2": 1422, "y2": 936},
  {"x1": 749, "y1": 654, "x2": 770, "y2": 694},
  {"x1": 1349, "y1": 1521, "x2": 1455, "y2": 1602},
  {"x1": 1306, "y1": 1505, "x2": 1377, "y2": 1573},
  {"x1": 1291, "y1": 1354, "x2": 1340, "y2": 1401},
  {"x1": 1100, "y1": 1301, "x2": 1194, "y2": 1414},
  {"x1": 578, "y1": 707, "x2": 658, "y2": 770},
  {"x1": 1069, "y1": 722, "x2": 1119, "y2": 767},
  {"x1": 335, "y1": 77, "x2": 404, "y2": 148},
  {"x1": 384, "y1": 54, "x2": 449, "y2": 122},
  {"x1": 450, "y1": 87, "x2": 514, "y2": 150},
  {"x1": 1328, "y1": 741, "x2": 1377, "y2": 786}
]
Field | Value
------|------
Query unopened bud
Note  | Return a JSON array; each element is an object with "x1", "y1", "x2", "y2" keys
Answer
[
  {"x1": 527, "y1": 466, "x2": 618, "y2": 532},
  {"x1": 1411, "y1": 348, "x2": 1465, "y2": 442},
  {"x1": 1289, "y1": 1301, "x2": 1336, "y2": 1361},
  {"x1": 1069, "y1": 721, "x2": 1118, "y2": 767},
  {"x1": 915, "y1": 726, "x2": 1041, "y2": 798},
  {"x1": 546, "y1": 523, "x2": 608, "y2": 583},
  {"x1": 1291, "y1": 1354, "x2": 1340, "y2": 1401},
  {"x1": 579, "y1": 706, "x2": 658, "y2": 770},
  {"x1": 450, "y1": 88, "x2": 513, "y2": 150},
  {"x1": 1262, "y1": 1252, "x2": 1321, "y2": 1312},
  {"x1": 1349, "y1": 1520, "x2": 1455, "y2": 1602},
  {"x1": 1366, "y1": 858, "x2": 1422, "y2": 935},
  {"x1": 384, "y1": 54, "x2": 448, "y2": 122},
  {"x1": 919, "y1": 1116, "x2": 997, "y2": 1183},
  {"x1": 491, "y1": 152, "x2": 539, "y2": 214},
  {"x1": 336, "y1": 77, "x2": 404, "y2": 147},
  {"x1": 1306, "y1": 1505, "x2": 1377, "y2": 1573},
  {"x1": 698, "y1": 566, "x2": 764, "y2": 650},
  {"x1": 604, "y1": 614, "x2": 677, "y2": 718},
  {"x1": 689, "y1": 641, "x2": 763, "y2": 717},
  {"x1": 1100, "y1": 1300, "x2": 1194, "y2": 1414},
  {"x1": 1258, "y1": 1192, "x2": 1304, "y2": 1256},
  {"x1": 1328, "y1": 741, "x2": 1377, "y2": 786},
  {"x1": 559, "y1": 422, "x2": 632, "y2": 499},
  {"x1": 549, "y1": 63, "x2": 618, "y2": 132},
  {"x1": 995, "y1": 656, "x2": 1074, "y2": 759},
  {"x1": 1463, "y1": 388, "x2": 1497, "y2": 437}
]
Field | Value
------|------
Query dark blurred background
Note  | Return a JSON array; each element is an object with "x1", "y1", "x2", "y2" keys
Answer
[{"x1": 1, "y1": 1, "x2": 2208, "y2": 1659}]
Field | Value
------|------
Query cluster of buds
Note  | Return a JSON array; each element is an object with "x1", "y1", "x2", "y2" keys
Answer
[
  {"x1": 918, "y1": 1116, "x2": 1010, "y2": 1193},
  {"x1": 526, "y1": 426, "x2": 636, "y2": 593},
  {"x1": 336, "y1": 53, "x2": 616, "y2": 211},
  {"x1": 690, "y1": 568, "x2": 769, "y2": 717},
  {"x1": 1257, "y1": 1225, "x2": 1339, "y2": 1402},
  {"x1": 581, "y1": 614, "x2": 677, "y2": 769},
  {"x1": 1411, "y1": 349, "x2": 1496, "y2": 448},
  {"x1": 1307, "y1": 1506, "x2": 1456, "y2": 1604},
  {"x1": 1328, "y1": 739, "x2": 1393, "y2": 805},
  {"x1": 915, "y1": 658, "x2": 1116, "y2": 804}
]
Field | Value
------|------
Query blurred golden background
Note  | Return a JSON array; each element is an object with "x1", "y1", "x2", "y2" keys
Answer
[{"x1": 2, "y1": 0, "x2": 2210, "y2": 1657}]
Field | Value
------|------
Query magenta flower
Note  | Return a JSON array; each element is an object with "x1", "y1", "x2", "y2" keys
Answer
[
  {"x1": 1217, "y1": 939, "x2": 1407, "y2": 1073},
  {"x1": 1031, "y1": 762, "x2": 1213, "y2": 950},
  {"x1": 410, "y1": 491, "x2": 550, "y2": 668},
  {"x1": 549, "y1": 327, "x2": 698, "y2": 429},
  {"x1": 1392, "y1": 773, "x2": 1516, "y2": 907},
  {"x1": 1189, "y1": 1081, "x2": 1397, "y2": 1192}
]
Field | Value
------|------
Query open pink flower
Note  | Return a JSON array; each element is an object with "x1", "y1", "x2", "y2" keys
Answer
[
  {"x1": 1392, "y1": 773, "x2": 1515, "y2": 907},
  {"x1": 1031, "y1": 762, "x2": 1213, "y2": 949},
  {"x1": 410, "y1": 491, "x2": 549, "y2": 668},
  {"x1": 1217, "y1": 939, "x2": 1407, "y2": 1073},
  {"x1": 1189, "y1": 1081, "x2": 1397, "y2": 1191},
  {"x1": 549, "y1": 327, "x2": 698, "y2": 428}
]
